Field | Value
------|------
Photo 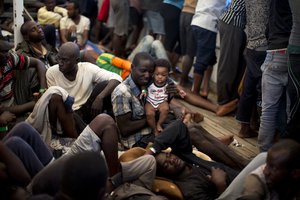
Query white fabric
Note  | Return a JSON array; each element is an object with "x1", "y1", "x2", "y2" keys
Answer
[
  {"x1": 26, "y1": 86, "x2": 69, "y2": 144},
  {"x1": 191, "y1": 0, "x2": 227, "y2": 33},
  {"x1": 60, "y1": 15, "x2": 90, "y2": 46},
  {"x1": 37, "y1": 6, "x2": 68, "y2": 28},
  {"x1": 65, "y1": 125, "x2": 101, "y2": 156},
  {"x1": 146, "y1": 83, "x2": 168, "y2": 109},
  {"x1": 46, "y1": 62, "x2": 122, "y2": 110}
]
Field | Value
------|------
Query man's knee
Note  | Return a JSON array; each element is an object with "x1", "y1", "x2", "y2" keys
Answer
[
  {"x1": 90, "y1": 114, "x2": 117, "y2": 132},
  {"x1": 5, "y1": 136, "x2": 30, "y2": 152},
  {"x1": 49, "y1": 94, "x2": 64, "y2": 104}
]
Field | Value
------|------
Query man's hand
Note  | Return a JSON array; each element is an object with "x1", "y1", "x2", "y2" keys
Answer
[
  {"x1": 91, "y1": 97, "x2": 104, "y2": 117},
  {"x1": 0, "y1": 111, "x2": 16, "y2": 125},
  {"x1": 166, "y1": 83, "x2": 177, "y2": 100},
  {"x1": 207, "y1": 167, "x2": 227, "y2": 194}
]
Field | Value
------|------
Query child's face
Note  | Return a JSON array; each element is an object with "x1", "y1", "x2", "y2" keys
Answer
[{"x1": 154, "y1": 66, "x2": 168, "y2": 86}]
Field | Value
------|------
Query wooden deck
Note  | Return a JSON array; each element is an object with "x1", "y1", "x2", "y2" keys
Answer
[{"x1": 178, "y1": 93, "x2": 259, "y2": 161}]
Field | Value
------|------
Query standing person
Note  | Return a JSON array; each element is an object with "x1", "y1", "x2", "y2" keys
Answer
[
  {"x1": 110, "y1": 0, "x2": 130, "y2": 57},
  {"x1": 179, "y1": 0, "x2": 197, "y2": 87},
  {"x1": 190, "y1": 0, "x2": 227, "y2": 95},
  {"x1": 285, "y1": 0, "x2": 300, "y2": 143},
  {"x1": 235, "y1": 0, "x2": 269, "y2": 138},
  {"x1": 258, "y1": 0, "x2": 292, "y2": 152},
  {"x1": 160, "y1": 0, "x2": 184, "y2": 68},
  {"x1": 217, "y1": 0, "x2": 246, "y2": 105}
]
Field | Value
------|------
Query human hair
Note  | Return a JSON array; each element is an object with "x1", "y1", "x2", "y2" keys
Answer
[
  {"x1": 270, "y1": 139, "x2": 300, "y2": 169},
  {"x1": 68, "y1": 0, "x2": 80, "y2": 13},
  {"x1": 60, "y1": 152, "x2": 108, "y2": 200},
  {"x1": 20, "y1": 21, "x2": 31, "y2": 36},
  {"x1": 154, "y1": 58, "x2": 171, "y2": 72},
  {"x1": 132, "y1": 52, "x2": 155, "y2": 69}
]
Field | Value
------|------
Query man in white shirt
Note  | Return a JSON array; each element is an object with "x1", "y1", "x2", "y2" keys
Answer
[
  {"x1": 60, "y1": 0, "x2": 90, "y2": 48},
  {"x1": 46, "y1": 42, "x2": 122, "y2": 135}
]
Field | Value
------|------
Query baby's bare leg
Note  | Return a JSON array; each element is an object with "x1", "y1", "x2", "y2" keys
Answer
[
  {"x1": 157, "y1": 101, "x2": 169, "y2": 133},
  {"x1": 145, "y1": 102, "x2": 158, "y2": 134}
]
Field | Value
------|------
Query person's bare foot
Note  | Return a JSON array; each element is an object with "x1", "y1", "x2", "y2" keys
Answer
[
  {"x1": 218, "y1": 135, "x2": 234, "y2": 145},
  {"x1": 237, "y1": 123, "x2": 258, "y2": 138},
  {"x1": 192, "y1": 112, "x2": 204, "y2": 123},
  {"x1": 200, "y1": 90, "x2": 208, "y2": 99},
  {"x1": 216, "y1": 99, "x2": 239, "y2": 116},
  {"x1": 155, "y1": 124, "x2": 163, "y2": 135}
]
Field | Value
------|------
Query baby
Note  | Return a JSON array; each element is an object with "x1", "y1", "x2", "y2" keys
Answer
[{"x1": 141, "y1": 59, "x2": 185, "y2": 135}]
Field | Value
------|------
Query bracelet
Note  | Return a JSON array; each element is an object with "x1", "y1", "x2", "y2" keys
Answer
[
  {"x1": 142, "y1": 89, "x2": 147, "y2": 93},
  {"x1": 0, "y1": 126, "x2": 8, "y2": 132},
  {"x1": 39, "y1": 88, "x2": 46, "y2": 93},
  {"x1": 149, "y1": 147, "x2": 157, "y2": 154}
]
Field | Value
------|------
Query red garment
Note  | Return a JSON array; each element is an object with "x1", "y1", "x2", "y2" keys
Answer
[{"x1": 97, "y1": 0, "x2": 110, "y2": 22}]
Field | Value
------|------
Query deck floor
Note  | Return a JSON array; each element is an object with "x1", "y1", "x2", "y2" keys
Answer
[{"x1": 178, "y1": 93, "x2": 259, "y2": 160}]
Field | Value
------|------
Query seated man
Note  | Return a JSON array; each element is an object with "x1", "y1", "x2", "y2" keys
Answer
[
  {"x1": 37, "y1": 0, "x2": 67, "y2": 29},
  {"x1": 238, "y1": 139, "x2": 300, "y2": 200},
  {"x1": 0, "y1": 40, "x2": 47, "y2": 123},
  {"x1": 127, "y1": 35, "x2": 238, "y2": 116},
  {"x1": 45, "y1": 42, "x2": 121, "y2": 136},
  {"x1": 112, "y1": 52, "x2": 248, "y2": 170},
  {"x1": 17, "y1": 20, "x2": 57, "y2": 68},
  {"x1": 60, "y1": 0, "x2": 90, "y2": 49}
]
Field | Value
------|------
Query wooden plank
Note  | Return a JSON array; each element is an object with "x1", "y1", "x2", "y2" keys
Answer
[{"x1": 177, "y1": 98, "x2": 259, "y2": 160}]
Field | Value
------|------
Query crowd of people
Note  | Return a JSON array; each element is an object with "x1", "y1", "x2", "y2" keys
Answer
[{"x1": 0, "y1": 0, "x2": 300, "y2": 199}]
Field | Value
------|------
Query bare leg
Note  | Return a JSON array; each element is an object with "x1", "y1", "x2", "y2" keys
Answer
[
  {"x1": 200, "y1": 66, "x2": 213, "y2": 98},
  {"x1": 187, "y1": 123, "x2": 249, "y2": 170},
  {"x1": 145, "y1": 102, "x2": 158, "y2": 135},
  {"x1": 177, "y1": 86, "x2": 218, "y2": 112},
  {"x1": 157, "y1": 101, "x2": 169, "y2": 133},
  {"x1": 192, "y1": 73, "x2": 203, "y2": 95},
  {"x1": 89, "y1": 114, "x2": 121, "y2": 176},
  {"x1": 48, "y1": 94, "x2": 78, "y2": 138},
  {"x1": 179, "y1": 54, "x2": 193, "y2": 87},
  {"x1": 238, "y1": 123, "x2": 258, "y2": 138},
  {"x1": 112, "y1": 34, "x2": 126, "y2": 57}
]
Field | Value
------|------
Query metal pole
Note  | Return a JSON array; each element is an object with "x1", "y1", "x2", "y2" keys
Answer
[{"x1": 13, "y1": 0, "x2": 24, "y2": 47}]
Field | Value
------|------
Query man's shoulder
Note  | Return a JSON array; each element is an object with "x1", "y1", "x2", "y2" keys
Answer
[
  {"x1": 80, "y1": 15, "x2": 90, "y2": 23},
  {"x1": 112, "y1": 82, "x2": 131, "y2": 97},
  {"x1": 47, "y1": 65, "x2": 60, "y2": 74}
]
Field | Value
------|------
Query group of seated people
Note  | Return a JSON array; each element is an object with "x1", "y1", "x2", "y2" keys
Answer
[
  {"x1": 0, "y1": 0, "x2": 300, "y2": 199},
  {"x1": 1, "y1": 29, "x2": 300, "y2": 199}
]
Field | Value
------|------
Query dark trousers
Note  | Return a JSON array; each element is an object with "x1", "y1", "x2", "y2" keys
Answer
[
  {"x1": 236, "y1": 49, "x2": 266, "y2": 123},
  {"x1": 286, "y1": 49, "x2": 300, "y2": 142},
  {"x1": 74, "y1": 81, "x2": 113, "y2": 132},
  {"x1": 152, "y1": 120, "x2": 239, "y2": 179},
  {"x1": 217, "y1": 21, "x2": 246, "y2": 105},
  {"x1": 3, "y1": 122, "x2": 53, "y2": 177}
]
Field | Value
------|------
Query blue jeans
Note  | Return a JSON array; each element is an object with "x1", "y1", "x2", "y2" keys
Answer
[
  {"x1": 286, "y1": 45, "x2": 300, "y2": 142},
  {"x1": 236, "y1": 49, "x2": 266, "y2": 123},
  {"x1": 127, "y1": 35, "x2": 169, "y2": 62},
  {"x1": 258, "y1": 51, "x2": 288, "y2": 152},
  {"x1": 3, "y1": 122, "x2": 53, "y2": 177}
]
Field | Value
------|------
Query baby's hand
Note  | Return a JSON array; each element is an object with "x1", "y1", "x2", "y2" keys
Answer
[
  {"x1": 139, "y1": 89, "x2": 148, "y2": 100},
  {"x1": 178, "y1": 89, "x2": 186, "y2": 98}
]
